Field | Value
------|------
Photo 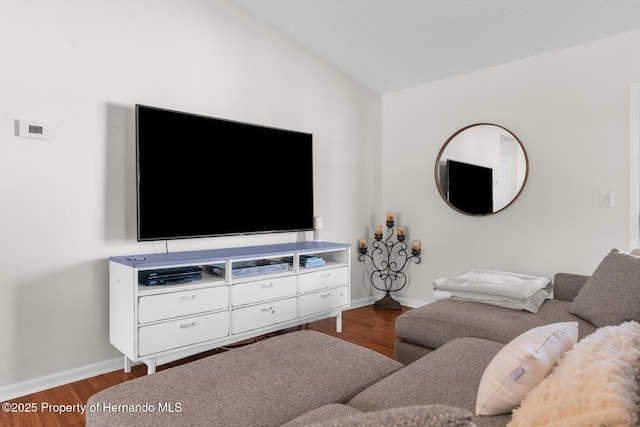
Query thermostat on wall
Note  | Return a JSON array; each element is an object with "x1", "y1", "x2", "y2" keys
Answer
[{"x1": 15, "y1": 119, "x2": 52, "y2": 140}]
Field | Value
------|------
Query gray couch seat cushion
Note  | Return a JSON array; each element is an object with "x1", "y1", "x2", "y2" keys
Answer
[
  {"x1": 348, "y1": 337, "x2": 510, "y2": 427},
  {"x1": 394, "y1": 339, "x2": 434, "y2": 365},
  {"x1": 301, "y1": 405, "x2": 475, "y2": 427},
  {"x1": 396, "y1": 299, "x2": 596, "y2": 350},
  {"x1": 551, "y1": 273, "x2": 589, "y2": 302},
  {"x1": 283, "y1": 404, "x2": 364, "y2": 426},
  {"x1": 86, "y1": 330, "x2": 403, "y2": 427}
]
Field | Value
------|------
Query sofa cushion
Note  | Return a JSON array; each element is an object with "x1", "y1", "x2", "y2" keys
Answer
[
  {"x1": 86, "y1": 330, "x2": 403, "y2": 427},
  {"x1": 303, "y1": 405, "x2": 475, "y2": 427},
  {"x1": 348, "y1": 337, "x2": 511, "y2": 427},
  {"x1": 396, "y1": 299, "x2": 595, "y2": 351},
  {"x1": 475, "y1": 322, "x2": 579, "y2": 416},
  {"x1": 551, "y1": 273, "x2": 589, "y2": 302},
  {"x1": 284, "y1": 404, "x2": 475, "y2": 427},
  {"x1": 394, "y1": 340, "x2": 434, "y2": 365},
  {"x1": 570, "y1": 248, "x2": 640, "y2": 327},
  {"x1": 283, "y1": 404, "x2": 364, "y2": 427},
  {"x1": 509, "y1": 321, "x2": 640, "y2": 426}
]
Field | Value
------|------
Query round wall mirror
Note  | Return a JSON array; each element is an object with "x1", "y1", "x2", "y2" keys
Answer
[{"x1": 435, "y1": 123, "x2": 528, "y2": 216}]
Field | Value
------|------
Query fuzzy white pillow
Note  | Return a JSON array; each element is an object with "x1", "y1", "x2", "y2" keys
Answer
[
  {"x1": 475, "y1": 322, "x2": 579, "y2": 416},
  {"x1": 509, "y1": 321, "x2": 640, "y2": 426}
]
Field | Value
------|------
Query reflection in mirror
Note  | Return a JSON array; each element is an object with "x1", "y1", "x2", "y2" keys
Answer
[{"x1": 435, "y1": 124, "x2": 528, "y2": 215}]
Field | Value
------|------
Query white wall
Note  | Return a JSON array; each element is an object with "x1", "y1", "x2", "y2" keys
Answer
[
  {"x1": 383, "y1": 30, "x2": 640, "y2": 303},
  {"x1": 2, "y1": 0, "x2": 638, "y2": 394},
  {"x1": 0, "y1": 0, "x2": 381, "y2": 388}
]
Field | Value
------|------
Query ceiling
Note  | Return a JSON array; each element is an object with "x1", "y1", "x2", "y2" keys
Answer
[{"x1": 228, "y1": 0, "x2": 640, "y2": 94}]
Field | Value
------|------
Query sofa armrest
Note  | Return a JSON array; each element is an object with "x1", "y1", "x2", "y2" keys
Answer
[{"x1": 553, "y1": 273, "x2": 590, "y2": 302}]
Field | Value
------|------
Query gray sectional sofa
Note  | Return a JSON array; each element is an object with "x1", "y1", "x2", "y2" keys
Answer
[
  {"x1": 87, "y1": 248, "x2": 640, "y2": 426},
  {"x1": 86, "y1": 330, "x2": 482, "y2": 427},
  {"x1": 394, "y1": 273, "x2": 596, "y2": 365},
  {"x1": 396, "y1": 247, "x2": 640, "y2": 367}
]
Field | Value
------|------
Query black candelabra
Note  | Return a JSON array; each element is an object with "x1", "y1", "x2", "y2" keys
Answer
[{"x1": 358, "y1": 213, "x2": 421, "y2": 310}]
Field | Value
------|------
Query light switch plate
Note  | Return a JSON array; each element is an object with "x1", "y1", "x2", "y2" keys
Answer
[{"x1": 600, "y1": 191, "x2": 614, "y2": 208}]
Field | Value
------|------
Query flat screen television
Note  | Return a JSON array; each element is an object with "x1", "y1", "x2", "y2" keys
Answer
[
  {"x1": 446, "y1": 159, "x2": 493, "y2": 215},
  {"x1": 136, "y1": 104, "x2": 314, "y2": 241}
]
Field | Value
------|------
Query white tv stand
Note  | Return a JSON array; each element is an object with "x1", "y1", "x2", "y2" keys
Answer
[{"x1": 109, "y1": 241, "x2": 351, "y2": 374}]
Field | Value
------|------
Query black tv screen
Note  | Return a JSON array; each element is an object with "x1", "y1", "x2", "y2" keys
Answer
[
  {"x1": 446, "y1": 159, "x2": 493, "y2": 215},
  {"x1": 136, "y1": 104, "x2": 314, "y2": 241}
]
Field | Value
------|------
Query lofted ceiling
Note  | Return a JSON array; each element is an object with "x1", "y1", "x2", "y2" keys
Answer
[{"x1": 228, "y1": 0, "x2": 640, "y2": 94}]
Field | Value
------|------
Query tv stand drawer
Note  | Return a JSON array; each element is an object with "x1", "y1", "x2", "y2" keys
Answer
[
  {"x1": 138, "y1": 311, "x2": 229, "y2": 356},
  {"x1": 299, "y1": 267, "x2": 349, "y2": 294},
  {"x1": 231, "y1": 297, "x2": 297, "y2": 334},
  {"x1": 232, "y1": 275, "x2": 297, "y2": 307},
  {"x1": 138, "y1": 286, "x2": 229, "y2": 324},
  {"x1": 299, "y1": 285, "x2": 349, "y2": 317}
]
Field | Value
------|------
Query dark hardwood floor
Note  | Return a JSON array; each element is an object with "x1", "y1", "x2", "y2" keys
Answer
[{"x1": 0, "y1": 304, "x2": 410, "y2": 427}]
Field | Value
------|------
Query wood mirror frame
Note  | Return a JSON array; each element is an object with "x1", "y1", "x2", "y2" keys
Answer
[{"x1": 435, "y1": 123, "x2": 529, "y2": 216}]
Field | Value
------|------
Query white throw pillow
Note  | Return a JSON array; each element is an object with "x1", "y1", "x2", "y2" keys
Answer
[
  {"x1": 475, "y1": 322, "x2": 579, "y2": 416},
  {"x1": 509, "y1": 321, "x2": 640, "y2": 426}
]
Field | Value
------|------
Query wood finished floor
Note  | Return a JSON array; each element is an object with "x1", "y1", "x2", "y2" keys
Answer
[{"x1": 0, "y1": 304, "x2": 411, "y2": 427}]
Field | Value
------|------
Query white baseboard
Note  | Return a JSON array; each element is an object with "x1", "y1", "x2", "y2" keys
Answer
[
  {"x1": 349, "y1": 296, "x2": 378, "y2": 308},
  {"x1": 0, "y1": 357, "x2": 123, "y2": 402},
  {"x1": 1, "y1": 296, "x2": 426, "y2": 402},
  {"x1": 352, "y1": 294, "x2": 426, "y2": 309},
  {"x1": 394, "y1": 296, "x2": 428, "y2": 308}
]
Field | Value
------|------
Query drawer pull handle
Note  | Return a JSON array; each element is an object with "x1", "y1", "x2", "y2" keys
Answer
[
  {"x1": 320, "y1": 273, "x2": 331, "y2": 279},
  {"x1": 180, "y1": 322, "x2": 197, "y2": 329},
  {"x1": 260, "y1": 283, "x2": 274, "y2": 288},
  {"x1": 179, "y1": 295, "x2": 197, "y2": 301},
  {"x1": 321, "y1": 293, "x2": 331, "y2": 298},
  {"x1": 261, "y1": 306, "x2": 274, "y2": 311}
]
